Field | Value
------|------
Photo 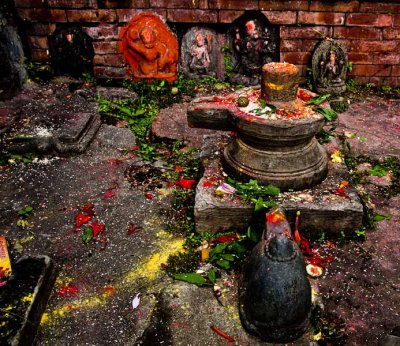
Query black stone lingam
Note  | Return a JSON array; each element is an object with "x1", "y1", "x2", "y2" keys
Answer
[{"x1": 239, "y1": 208, "x2": 311, "y2": 342}]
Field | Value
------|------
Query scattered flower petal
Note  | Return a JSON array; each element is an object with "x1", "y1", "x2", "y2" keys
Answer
[
  {"x1": 145, "y1": 193, "x2": 154, "y2": 199},
  {"x1": 215, "y1": 183, "x2": 236, "y2": 196},
  {"x1": 75, "y1": 213, "x2": 92, "y2": 231},
  {"x1": 90, "y1": 221, "x2": 105, "y2": 238},
  {"x1": 210, "y1": 325, "x2": 235, "y2": 343},
  {"x1": 331, "y1": 149, "x2": 343, "y2": 163},
  {"x1": 176, "y1": 178, "x2": 197, "y2": 189},
  {"x1": 78, "y1": 202, "x2": 95, "y2": 215},
  {"x1": 127, "y1": 223, "x2": 143, "y2": 235},
  {"x1": 131, "y1": 293, "x2": 141, "y2": 310},
  {"x1": 306, "y1": 264, "x2": 324, "y2": 278}
]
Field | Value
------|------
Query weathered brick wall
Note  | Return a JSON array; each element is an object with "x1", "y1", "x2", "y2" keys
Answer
[{"x1": 14, "y1": 0, "x2": 400, "y2": 86}]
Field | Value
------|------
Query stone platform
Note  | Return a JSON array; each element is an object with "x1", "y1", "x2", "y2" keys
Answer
[{"x1": 195, "y1": 136, "x2": 363, "y2": 235}]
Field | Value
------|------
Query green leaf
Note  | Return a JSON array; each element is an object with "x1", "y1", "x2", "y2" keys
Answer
[
  {"x1": 254, "y1": 197, "x2": 266, "y2": 212},
  {"x1": 215, "y1": 259, "x2": 231, "y2": 270},
  {"x1": 134, "y1": 108, "x2": 146, "y2": 116},
  {"x1": 221, "y1": 254, "x2": 235, "y2": 261},
  {"x1": 208, "y1": 270, "x2": 216, "y2": 284},
  {"x1": 373, "y1": 214, "x2": 392, "y2": 222},
  {"x1": 172, "y1": 273, "x2": 208, "y2": 286},
  {"x1": 369, "y1": 165, "x2": 387, "y2": 177},
  {"x1": 314, "y1": 107, "x2": 338, "y2": 121},
  {"x1": 230, "y1": 241, "x2": 248, "y2": 255},
  {"x1": 305, "y1": 94, "x2": 331, "y2": 106},
  {"x1": 210, "y1": 242, "x2": 229, "y2": 256},
  {"x1": 82, "y1": 226, "x2": 93, "y2": 243}
]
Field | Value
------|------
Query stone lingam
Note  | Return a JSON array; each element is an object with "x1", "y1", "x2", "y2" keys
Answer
[
  {"x1": 239, "y1": 208, "x2": 311, "y2": 342},
  {"x1": 188, "y1": 62, "x2": 328, "y2": 191}
]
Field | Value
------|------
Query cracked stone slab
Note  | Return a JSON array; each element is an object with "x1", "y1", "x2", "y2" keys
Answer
[
  {"x1": 4, "y1": 111, "x2": 101, "y2": 154},
  {"x1": 194, "y1": 136, "x2": 363, "y2": 235}
]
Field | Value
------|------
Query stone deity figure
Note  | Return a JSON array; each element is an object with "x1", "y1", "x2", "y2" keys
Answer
[
  {"x1": 320, "y1": 50, "x2": 344, "y2": 86},
  {"x1": 119, "y1": 13, "x2": 178, "y2": 83},
  {"x1": 232, "y1": 19, "x2": 275, "y2": 84},
  {"x1": 189, "y1": 32, "x2": 212, "y2": 74}
]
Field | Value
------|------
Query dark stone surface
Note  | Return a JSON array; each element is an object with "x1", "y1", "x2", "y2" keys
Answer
[
  {"x1": 240, "y1": 209, "x2": 311, "y2": 342},
  {"x1": 0, "y1": 0, "x2": 27, "y2": 100},
  {"x1": 0, "y1": 255, "x2": 57, "y2": 346}
]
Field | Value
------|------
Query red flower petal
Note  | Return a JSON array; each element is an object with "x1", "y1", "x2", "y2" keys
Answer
[
  {"x1": 78, "y1": 202, "x2": 95, "y2": 215},
  {"x1": 105, "y1": 190, "x2": 115, "y2": 199},
  {"x1": 75, "y1": 213, "x2": 92, "y2": 231},
  {"x1": 203, "y1": 181, "x2": 213, "y2": 187},
  {"x1": 90, "y1": 221, "x2": 105, "y2": 238},
  {"x1": 145, "y1": 193, "x2": 154, "y2": 199},
  {"x1": 211, "y1": 234, "x2": 237, "y2": 243},
  {"x1": 210, "y1": 325, "x2": 235, "y2": 343},
  {"x1": 176, "y1": 178, "x2": 196, "y2": 189},
  {"x1": 175, "y1": 166, "x2": 184, "y2": 172},
  {"x1": 127, "y1": 223, "x2": 143, "y2": 235}
]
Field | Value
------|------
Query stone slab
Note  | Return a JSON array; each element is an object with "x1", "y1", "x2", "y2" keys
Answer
[
  {"x1": 195, "y1": 136, "x2": 363, "y2": 235},
  {"x1": 0, "y1": 255, "x2": 57, "y2": 346},
  {"x1": 337, "y1": 98, "x2": 400, "y2": 160},
  {"x1": 4, "y1": 111, "x2": 101, "y2": 154}
]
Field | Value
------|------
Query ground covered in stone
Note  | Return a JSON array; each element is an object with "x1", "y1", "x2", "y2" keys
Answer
[{"x1": 0, "y1": 79, "x2": 399, "y2": 345}]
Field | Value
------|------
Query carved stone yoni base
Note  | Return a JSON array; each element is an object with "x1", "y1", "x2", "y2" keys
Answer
[
  {"x1": 224, "y1": 136, "x2": 328, "y2": 191},
  {"x1": 223, "y1": 110, "x2": 328, "y2": 191}
]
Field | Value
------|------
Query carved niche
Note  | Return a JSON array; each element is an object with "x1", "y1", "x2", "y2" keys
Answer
[
  {"x1": 49, "y1": 26, "x2": 94, "y2": 77},
  {"x1": 180, "y1": 27, "x2": 218, "y2": 80},
  {"x1": 119, "y1": 13, "x2": 178, "y2": 83},
  {"x1": 312, "y1": 39, "x2": 348, "y2": 95},
  {"x1": 227, "y1": 12, "x2": 279, "y2": 85}
]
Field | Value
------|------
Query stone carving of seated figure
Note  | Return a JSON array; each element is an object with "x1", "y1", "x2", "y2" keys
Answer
[
  {"x1": 119, "y1": 13, "x2": 178, "y2": 83},
  {"x1": 320, "y1": 50, "x2": 344, "y2": 86}
]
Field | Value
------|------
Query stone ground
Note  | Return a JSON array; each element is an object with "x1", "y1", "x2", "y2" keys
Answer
[{"x1": 0, "y1": 81, "x2": 399, "y2": 345}]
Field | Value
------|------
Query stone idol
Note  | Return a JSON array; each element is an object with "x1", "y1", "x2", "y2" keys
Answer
[
  {"x1": 119, "y1": 12, "x2": 178, "y2": 83},
  {"x1": 312, "y1": 39, "x2": 348, "y2": 95},
  {"x1": 49, "y1": 26, "x2": 94, "y2": 77},
  {"x1": 228, "y1": 14, "x2": 279, "y2": 85},
  {"x1": 180, "y1": 27, "x2": 218, "y2": 80},
  {"x1": 239, "y1": 208, "x2": 311, "y2": 342}
]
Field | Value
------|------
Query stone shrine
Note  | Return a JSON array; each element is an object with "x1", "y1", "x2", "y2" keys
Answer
[
  {"x1": 119, "y1": 13, "x2": 178, "y2": 83},
  {"x1": 227, "y1": 13, "x2": 279, "y2": 85},
  {"x1": 180, "y1": 27, "x2": 218, "y2": 80},
  {"x1": 312, "y1": 39, "x2": 348, "y2": 95}
]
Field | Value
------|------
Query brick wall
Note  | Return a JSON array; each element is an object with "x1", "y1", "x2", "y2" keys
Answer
[{"x1": 14, "y1": 0, "x2": 400, "y2": 86}]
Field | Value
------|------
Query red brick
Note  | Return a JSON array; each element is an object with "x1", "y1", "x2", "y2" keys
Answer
[
  {"x1": 359, "y1": 2, "x2": 400, "y2": 13},
  {"x1": 392, "y1": 66, "x2": 400, "y2": 76},
  {"x1": 260, "y1": 1, "x2": 308, "y2": 11},
  {"x1": 218, "y1": 10, "x2": 244, "y2": 23},
  {"x1": 100, "y1": 0, "x2": 148, "y2": 8},
  {"x1": 353, "y1": 76, "x2": 370, "y2": 85},
  {"x1": 382, "y1": 77, "x2": 400, "y2": 87},
  {"x1": 348, "y1": 52, "x2": 374, "y2": 64},
  {"x1": 395, "y1": 15, "x2": 400, "y2": 27},
  {"x1": 309, "y1": 1, "x2": 359, "y2": 12},
  {"x1": 26, "y1": 23, "x2": 57, "y2": 36},
  {"x1": 93, "y1": 41, "x2": 119, "y2": 54},
  {"x1": 281, "y1": 52, "x2": 312, "y2": 65},
  {"x1": 281, "y1": 26, "x2": 331, "y2": 39},
  {"x1": 150, "y1": 0, "x2": 199, "y2": 8},
  {"x1": 14, "y1": 0, "x2": 44, "y2": 8},
  {"x1": 333, "y1": 39, "x2": 352, "y2": 52},
  {"x1": 116, "y1": 9, "x2": 166, "y2": 22},
  {"x1": 31, "y1": 49, "x2": 50, "y2": 62},
  {"x1": 93, "y1": 66, "x2": 127, "y2": 78},
  {"x1": 333, "y1": 27, "x2": 381, "y2": 40},
  {"x1": 298, "y1": 11, "x2": 345, "y2": 25},
  {"x1": 346, "y1": 13, "x2": 393, "y2": 27},
  {"x1": 373, "y1": 53, "x2": 400, "y2": 65},
  {"x1": 66, "y1": 9, "x2": 116, "y2": 22},
  {"x1": 17, "y1": 8, "x2": 67, "y2": 22},
  {"x1": 383, "y1": 28, "x2": 400, "y2": 40},
  {"x1": 47, "y1": 0, "x2": 98, "y2": 8},
  {"x1": 93, "y1": 54, "x2": 124, "y2": 66},
  {"x1": 83, "y1": 25, "x2": 118, "y2": 40},
  {"x1": 353, "y1": 40, "x2": 399, "y2": 52},
  {"x1": 209, "y1": 0, "x2": 258, "y2": 10},
  {"x1": 350, "y1": 64, "x2": 391, "y2": 77},
  {"x1": 302, "y1": 39, "x2": 320, "y2": 51},
  {"x1": 28, "y1": 36, "x2": 49, "y2": 49},
  {"x1": 199, "y1": 0, "x2": 208, "y2": 9},
  {"x1": 280, "y1": 39, "x2": 303, "y2": 52},
  {"x1": 167, "y1": 9, "x2": 218, "y2": 23},
  {"x1": 264, "y1": 11, "x2": 297, "y2": 25}
]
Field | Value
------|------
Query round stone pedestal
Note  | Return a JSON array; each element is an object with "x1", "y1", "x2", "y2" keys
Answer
[{"x1": 223, "y1": 113, "x2": 328, "y2": 191}]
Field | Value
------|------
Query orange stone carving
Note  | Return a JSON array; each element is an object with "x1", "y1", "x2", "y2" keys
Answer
[{"x1": 119, "y1": 13, "x2": 178, "y2": 83}]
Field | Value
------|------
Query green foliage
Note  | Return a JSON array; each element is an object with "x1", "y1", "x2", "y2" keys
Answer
[
  {"x1": 209, "y1": 239, "x2": 248, "y2": 270},
  {"x1": 306, "y1": 94, "x2": 331, "y2": 106},
  {"x1": 249, "y1": 99, "x2": 277, "y2": 116},
  {"x1": 372, "y1": 214, "x2": 392, "y2": 222},
  {"x1": 165, "y1": 250, "x2": 200, "y2": 275},
  {"x1": 346, "y1": 78, "x2": 358, "y2": 91},
  {"x1": 82, "y1": 226, "x2": 93, "y2": 243},
  {"x1": 347, "y1": 61, "x2": 353, "y2": 73},
  {"x1": 314, "y1": 107, "x2": 338, "y2": 121},
  {"x1": 368, "y1": 164, "x2": 387, "y2": 177},
  {"x1": 16, "y1": 206, "x2": 33, "y2": 228},
  {"x1": 172, "y1": 272, "x2": 210, "y2": 286},
  {"x1": 221, "y1": 45, "x2": 234, "y2": 79},
  {"x1": 82, "y1": 72, "x2": 96, "y2": 84},
  {"x1": 226, "y1": 177, "x2": 280, "y2": 202}
]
